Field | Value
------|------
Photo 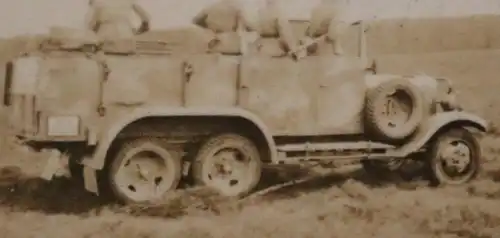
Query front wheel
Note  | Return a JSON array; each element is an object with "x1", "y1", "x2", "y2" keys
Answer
[
  {"x1": 192, "y1": 133, "x2": 262, "y2": 198},
  {"x1": 427, "y1": 128, "x2": 481, "y2": 186}
]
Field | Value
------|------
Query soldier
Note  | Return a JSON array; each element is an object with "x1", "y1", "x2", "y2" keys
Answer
[
  {"x1": 85, "y1": 0, "x2": 151, "y2": 41},
  {"x1": 305, "y1": 0, "x2": 349, "y2": 56},
  {"x1": 192, "y1": 0, "x2": 249, "y2": 33},
  {"x1": 243, "y1": 0, "x2": 298, "y2": 57},
  {"x1": 192, "y1": 0, "x2": 257, "y2": 54}
]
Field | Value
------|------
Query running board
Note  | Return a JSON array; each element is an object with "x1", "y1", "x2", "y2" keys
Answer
[
  {"x1": 275, "y1": 141, "x2": 397, "y2": 164},
  {"x1": 277, "y1": 141, "x2": 395, "y2": 152}
]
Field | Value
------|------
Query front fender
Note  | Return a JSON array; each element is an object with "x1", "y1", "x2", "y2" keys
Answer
[
  {"x1": 82, "y1": 106, "x2": 277, "y2": 170},
  {"x1": 393, "y1": 111, "x2": 488, "y2": 157}
]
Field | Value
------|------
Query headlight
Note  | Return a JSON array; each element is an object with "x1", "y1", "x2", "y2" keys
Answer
[
  {"x1": 47, "y1": 116, "x2": 80, "y2": 137},
  {"x1": 436, "y1": 78, "x2": 453, "y2": 95},
  {"x1": 436, "y1": 78, "x2": 460, "y2": 110}
]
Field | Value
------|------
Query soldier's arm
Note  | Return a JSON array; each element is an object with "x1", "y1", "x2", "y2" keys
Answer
[
  {"x1": 326, "y1": 10, "x2": 348, "y2": 41},
  {"x1": 132, "y1": 3, "x2": 151, "y2": 24},
  {"x1": 84, "y1": 3, "x2": 98, "y2": 32},
  {"x1": 276, "y1": 12, "x2": 298, "y2": 52},
  {"x1": 306, "y1": 7, "x2": 321, "y2": 38},
  {"x1": 238, "y1": 9, "x2": 255, "y2": 32},
  {"x1": 305, "y1": 25, "x2": 312, "y2": 38}
]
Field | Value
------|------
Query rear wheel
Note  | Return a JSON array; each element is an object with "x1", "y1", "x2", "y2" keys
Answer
[
  {"x1": 192, "y1": 133, "x2": 262, "y2": 198},
  {"x1": 108, "y1": 138, "x2": 182, "y2": 204},
  {"x1": 427, "y1": 128, "x2": 481, "y2": 186}
]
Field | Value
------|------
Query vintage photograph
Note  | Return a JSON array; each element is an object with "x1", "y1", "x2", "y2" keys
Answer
[{"x1": 0, "y1": 0, "x2": 498, "y2": 237}]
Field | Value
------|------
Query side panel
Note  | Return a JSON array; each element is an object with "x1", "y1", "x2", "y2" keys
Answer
[
  {"x1": 314, "y1": 56, "x2": 367, "y2": 135},
  {"x1": 36, "y1": 55, "x2": 101, "y2": 136},
  {"x1": 239, "y1": 57, "x2": 316, "y2": 135},
  {"x1": 103, "y1": 55, "x2": 184, "y2": 110},
  {"x1": 185, "y1": 54, "x2": 239, "y2": 107}
]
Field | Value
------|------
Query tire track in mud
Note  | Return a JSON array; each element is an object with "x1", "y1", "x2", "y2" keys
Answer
[
  {"x1": 1, "y1": 163, "x2": 500, "y2": 237},
  {"x1": 1, "y1": 161, "x2": 499, "y2": 218},
  {"x1": 0, "y1": 163, "x2": 409, "y2": 216},
  {"x1": 0, "y1": 136, "x2": 500, "y2": 237}
]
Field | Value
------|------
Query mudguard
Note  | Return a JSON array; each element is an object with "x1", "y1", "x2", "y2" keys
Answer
[
  {"x1": 81, "y1": 106, "x2": 277, "y2": 194},
  {"x1": 393, "y1": 110, "x2": 488, "y2": 157},
  {"x1": 82, "y1": 106, "x2": 277, "y2": 170}
]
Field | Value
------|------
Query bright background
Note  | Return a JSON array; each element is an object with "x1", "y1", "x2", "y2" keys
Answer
[{"x1": 1, "y1": 0, "x2": 499, "y2": 37}]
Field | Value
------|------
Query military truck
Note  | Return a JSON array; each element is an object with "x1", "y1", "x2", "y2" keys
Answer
[{"x1": 0, "y1": 21, "x2": 487, "y2": 204}]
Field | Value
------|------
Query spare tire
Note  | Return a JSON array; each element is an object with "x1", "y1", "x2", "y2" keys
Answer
[{"x1": 364, "y1": 79, "x2": 426, "y2": 143}]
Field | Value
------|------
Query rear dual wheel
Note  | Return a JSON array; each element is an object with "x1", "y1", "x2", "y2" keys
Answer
[
  {"x1": 192, "y1": 133, "x2": 262, "y2": 198},
  {"x1": 107, "y1": 133, "x2": 262, "y2": 204}
]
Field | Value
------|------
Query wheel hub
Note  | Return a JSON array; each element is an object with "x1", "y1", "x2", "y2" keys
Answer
[
  {"x1": 136, "y1": 163, "x2": 152, "y2": 180},
  {"x1": 382, "y1": 90, "x2": 413, "y2": 128},
  {"x1": 116, "y1": 151, "x2": 170, "y2": 201},
  {"x1": 206, "y1": 149, "x2": 249, "y2": 192},
  {"x1": 440, "y1": 141, "x2": 471, "y2": 173},
  {"x1": 211, "y1": 151, "x2": 241, "y2": 179}
]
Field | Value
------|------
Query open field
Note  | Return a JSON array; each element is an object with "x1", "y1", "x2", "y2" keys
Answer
[{"x1": 2, "y1": 15, "x2": 500, "y2": 238}]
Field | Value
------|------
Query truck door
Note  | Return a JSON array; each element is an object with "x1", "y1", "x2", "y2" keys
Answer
[
  {"x1": 314, "y1": 56, "x2": 366, "y2": 135},
  {"x1": 238, "y1": 56, "x2": 317, "y2": 135}
]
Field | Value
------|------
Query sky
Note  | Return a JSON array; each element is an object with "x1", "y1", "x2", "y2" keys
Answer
[{"x1": 1, "y1": 0, "x2": 500, "y2": 38}]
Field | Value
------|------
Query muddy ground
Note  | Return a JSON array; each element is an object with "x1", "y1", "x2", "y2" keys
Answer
[
  {"x1": 2, "y1": 140, "x2": 500, "y2": 238},
  {"x1": 2, "y1": 16, "x2": 500, "y2": 238}
]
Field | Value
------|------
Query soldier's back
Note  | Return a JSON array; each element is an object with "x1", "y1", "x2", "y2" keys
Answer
[
  {"x1": 248, "y1": 0, "x2": 298, "y2": 56},
  {"x1": 92, "y1": 0, "x2": 134, "y2": 23},
  {"x1": 257, "y1": 4, "x2": 282, "y2": 37},
  {"x1": 307, "y1": 2, "x2": 345, "y2": 37},
  {"x1": 91, "y1": 0, "x2": 136, "y2": 39},
  {"x1": 201, "y1": 0, "x2": 241, "y2": 33}
]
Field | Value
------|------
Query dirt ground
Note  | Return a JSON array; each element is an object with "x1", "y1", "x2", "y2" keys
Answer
[{"x1": 3, "y1": 16, "x2": 500, "y2": 238}]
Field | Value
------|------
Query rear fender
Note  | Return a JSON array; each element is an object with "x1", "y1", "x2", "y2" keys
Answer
[
  {"x1": 393, "y1": 111, "x2": 488, "y2": 157},
  {"x1": 82, "y1": 106, "x2": 277, "y2": 170}
]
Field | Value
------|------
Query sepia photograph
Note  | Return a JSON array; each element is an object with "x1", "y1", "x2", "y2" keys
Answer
[{"x1": 0, "y1": 0, "x2": 498, "y2": 237}]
